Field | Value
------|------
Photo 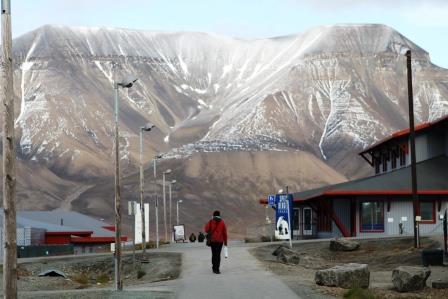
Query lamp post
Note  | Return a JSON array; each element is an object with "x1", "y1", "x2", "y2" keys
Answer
[
  {"x1": 2, "y1": 1, "x2": 17, "y2": 298},
  {"x1": 404, "y1": 49, "x2": 420, "y2": 249},
  {"x1": 177, "y1": 200, "x2": 183, "y2": 226},
  {"x1": 153, "y1": 154, "x2": 162, "y2": 248},
  {"x1": 139, "y1": 123, "x2": 155, "y2": 256},
  {"x1": 113, "y1": 74, "x2": 138, "y2": 291},
  {"x1": 169, "y1": 180, "x2": 177, "y2": 242},
  {"x1": 162, "y1": 169, "x2": 172, "y2": 242}
]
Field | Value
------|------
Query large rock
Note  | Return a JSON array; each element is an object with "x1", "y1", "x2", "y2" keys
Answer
[
  {"x1": 392, "y1": 266, "x2": 431, "y2": 292},
  {"x1": 272, "y1": 245, "x2": 300, "y2": 265},
  {"x1": 329, "y1": 238, "x2": 360, "y2": 252},
  {"x1": 315, "y1": 263, "x2": 370, "y2": 289}
]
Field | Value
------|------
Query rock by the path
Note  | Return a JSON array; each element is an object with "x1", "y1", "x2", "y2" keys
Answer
[
  {"x1": 392, "y1": 266, "x2": 431, "y2": 292},
  {"x1": 272, "y1": 245, "x2": 288, "y2": 256},
  {"x1": 329, "y1": 238, "x2": 360, "y2": 252},
  {"x1": 315, "y1": 263, "x2": 370, "y2": 289},
  {"x1": 272, "y1": 245, "x2": 300, "y2": 265}
]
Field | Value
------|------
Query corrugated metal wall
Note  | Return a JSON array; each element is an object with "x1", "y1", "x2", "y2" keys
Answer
[
  {"x1": 323, "y1": 196, "x2": 448, "y2": 239},
  {"x1": 415, "y1": 134, "x2": 429, "y2": 163},
  {"x1": 427, "y1": 131, "x2": 445, "y2": 158},
  {"x1": 332, "y1": 199, "x2": 351, "y2": 237}
]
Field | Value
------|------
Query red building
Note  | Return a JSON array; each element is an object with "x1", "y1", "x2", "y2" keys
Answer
[
  {"x1": 16, "y1": 211, "x2": 127, "y2": 254},
  {"x1": 262, "y1": 115, "x2": 448, "y2": 239}
]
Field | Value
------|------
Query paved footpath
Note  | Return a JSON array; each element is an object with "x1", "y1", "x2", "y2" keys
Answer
[{"x1": 170, "y1": 242, "x2": 300, "y2": 299}]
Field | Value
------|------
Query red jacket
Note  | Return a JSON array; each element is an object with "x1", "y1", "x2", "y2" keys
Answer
[{"x1": 204, "y1": 218, "x2": 228, "y2": 245}]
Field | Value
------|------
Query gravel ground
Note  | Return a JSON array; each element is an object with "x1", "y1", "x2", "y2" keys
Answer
[
  {"x1": 251, "y1": 237, "x2": 448, "y2": 299},
  {"x1": 19, "y1": 289, "x2": 174, "y2": 299},
  {"x1": 0, "y1": 252, "x2": 181, "y2": 298}
]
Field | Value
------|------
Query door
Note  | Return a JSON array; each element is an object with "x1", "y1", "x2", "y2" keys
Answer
[
  {"x1": 303, "y1": 207, "x2": 313, "y2": 236},
  {"x1": 293, "y1": 208, "x2": 300, "y2": 237}
]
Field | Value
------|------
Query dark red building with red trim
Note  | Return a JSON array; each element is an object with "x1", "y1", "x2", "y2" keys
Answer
[{"x1": 15, "y1": 211, "x2": 127, "y2": 254}]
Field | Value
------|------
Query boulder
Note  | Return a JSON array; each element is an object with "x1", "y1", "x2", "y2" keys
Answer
[
  {"x1": 315, "y1": 263, "x2": 370, "y2": 289},
  {"x1": 392, "y1": 266, "x2": 431, "y2": 292},
  {"x1": 329, "y1": 238, "x2": 360, "y2": 252},
  {"x1": 272, "y1": 245, "x2": 300, "y2": 265}
]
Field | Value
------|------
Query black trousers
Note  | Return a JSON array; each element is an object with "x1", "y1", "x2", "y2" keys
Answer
[{"x1": 210, "y1": 242, "x2": 223, "y2": 271}]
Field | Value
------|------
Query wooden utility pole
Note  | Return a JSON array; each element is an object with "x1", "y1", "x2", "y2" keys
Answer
[
  {"x1": 1, "y1": 0, "x2": 17, "y2": 298},
  {"x1": 406, "y1": 50, "x2": 420, "y2": 248}
]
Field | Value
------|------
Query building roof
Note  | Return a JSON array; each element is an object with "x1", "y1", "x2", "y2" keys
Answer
[
  {"x1": 292, "y1": 155, "x2": 448, "y2": 201},
  {"x1": 359, "y1": 115, "x2": 448, "y2": 155},
  {"x1": 0, "y1": 210, "x2": 117, "y2": 239}
]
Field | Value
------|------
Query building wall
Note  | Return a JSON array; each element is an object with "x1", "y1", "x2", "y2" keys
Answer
[
  {"x1": 320, "y1": 197, "x2": 448, "y2": 239},
  {"x1": 332, "y1": 199, "x2": 351, "y2": 237},
  {"x1": 445, "y1": 130, "x2": 448, "y2": 156},
  {"x1": 17, "y1": 227, "x2": 46, "y2": 246},
  {"x1": 73, "y1": 243, "x2": 110, "y2": 254},
  {"x1": 45, "y1": 234, "x2": 71, "y2": 245},
  {"x1": 356, "y1": 197, "x2": 448, "y2": 238},
  {"x1": 414, "y1": 134, "x2": 429, "y2": 163},
  {"x1": 427, "y1": 130, "x2": 445, "y2": 159}
]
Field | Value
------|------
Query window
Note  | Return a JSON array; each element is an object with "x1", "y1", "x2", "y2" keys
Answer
[
  {"x1": 382, "y1": 155, "x2": 388, "y2": 172},
  {"x1": 399, "y1": 145, "x2": 407, "y2": 166},
  {"x1": 293, "y1": 209, "x2": 299, "y2": 230},
  {"x1": 374, "y1": 158, "x2": 380, "y2": 174},
  {"x1": 391, "y1": 152, "x2": 397, "y2": 169},
  {"x1": 317, "y1": 206, "x2": 331, "y2": 232},
  {"x1": 420, "y1": 201, "x2": 435, "y2": 223},
  {"x1": 360, "y1": 201, "x2": 384, "y2": 232}
]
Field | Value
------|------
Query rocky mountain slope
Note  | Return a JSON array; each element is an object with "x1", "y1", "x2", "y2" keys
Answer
[{"x1": 6, "y1": 24, "x2": 448, "y2": 236}]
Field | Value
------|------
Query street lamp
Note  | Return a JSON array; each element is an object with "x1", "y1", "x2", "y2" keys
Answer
[
  {"x1": 177, "y1": 200, "x2": 183, "y2": 226},
  {"x1": 153, "y1": 154, "x2": 163, "y2": 248},
  {"x1": 162, "y1": 169, "x2": 172, "y2": 242},
  {"x1": 395, "y1": 44, "x2": 420, "y2": 248},
  {"x1": 404, "y1": 49, "x2": 420, "y2": 248},
  {"x1": 139, "y1": 122, "x2": 155, "y2": 256},
  {"x1": 113, "y1": 74, "x2": 138, "y2": 291},
  {"x1": 169, "y1": 179, "x2": 177, "y2": 242}
]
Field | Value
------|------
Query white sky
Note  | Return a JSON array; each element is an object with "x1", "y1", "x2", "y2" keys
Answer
[{"x1": 7, "y1": 0, "x2": 448, "y2": 67}]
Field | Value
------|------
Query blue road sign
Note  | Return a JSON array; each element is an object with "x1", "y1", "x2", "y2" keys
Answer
[{"x1": 268, "y1": 195, "x2": 275, "y2": 206}]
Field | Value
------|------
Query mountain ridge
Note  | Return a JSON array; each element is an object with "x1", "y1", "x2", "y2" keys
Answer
[{"x1": 5, "y1": 23, "x2": 448, "y2": 236}]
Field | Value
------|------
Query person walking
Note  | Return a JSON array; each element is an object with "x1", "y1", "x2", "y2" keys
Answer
[{"x1": 204, "y1": 210, "x2": 228, "y2": 274}]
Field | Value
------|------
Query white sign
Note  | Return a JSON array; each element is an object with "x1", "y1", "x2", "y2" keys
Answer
[
  {"x1": 111, "y1": 243, "x2": 115, "y2": 252},
  {"x1": 388, "y1": 217, "x2": 394, "y2": 223},
  {"x1": 401, "y1": 216, "x2": 408, "y2": 222},
  {"x1": 134, "y1": 203, "x2": 150, "y2": 244},
  {"x1": 274, "y1": 216, "x2": 291, "y2": 240},
  {"x1": 415, "y1": 215, "x2": 421, "y2": 222},
  {"x1": 173, "y1": 225, "x2": 185, "y2": 241}
]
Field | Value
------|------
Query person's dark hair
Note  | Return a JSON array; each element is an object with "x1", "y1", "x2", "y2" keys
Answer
[{"x1": 213, "y1": 210, "x2": 220, "y2": 217}]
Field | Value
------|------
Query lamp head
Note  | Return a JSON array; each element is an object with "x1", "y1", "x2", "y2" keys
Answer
[
  {"x1": 117, "y1": 75, "x2": 138, "y2": 88},
  {"x1": 178, "y1": 200, "x2": 183, "y2": 203},
  {"x1": 141, "y1": 122, "x2": 155, "y2": 131},
  {"x1": 155, "y1": 154, "x2": 163, "y2": 159},
  {"x1": 278, "y1": 189, "x2": 283, "y2": 194},
  {"x1": 164, "y1": 169, "x2": 172, "y2": 174},
  {"x1": 171, "y1": 180, "x2": 177, "y2": 184}
]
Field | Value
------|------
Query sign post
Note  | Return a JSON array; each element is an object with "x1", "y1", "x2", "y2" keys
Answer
[{"x1": 274, "y1": 194, "x2": 293, "y2": 247}]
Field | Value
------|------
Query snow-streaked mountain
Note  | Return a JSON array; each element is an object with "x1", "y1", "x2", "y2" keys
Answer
[
  {"x1": 13, "y1": 24, "x2": 448, "y2": 176},
  {"x1": 8, "y1": 24, "x2": 448, "y2": 235}
]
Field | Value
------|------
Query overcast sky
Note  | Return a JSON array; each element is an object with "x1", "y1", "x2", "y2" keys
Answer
[{"x1": 9, "y1": 0, "x2": 448, "y2": 67}]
